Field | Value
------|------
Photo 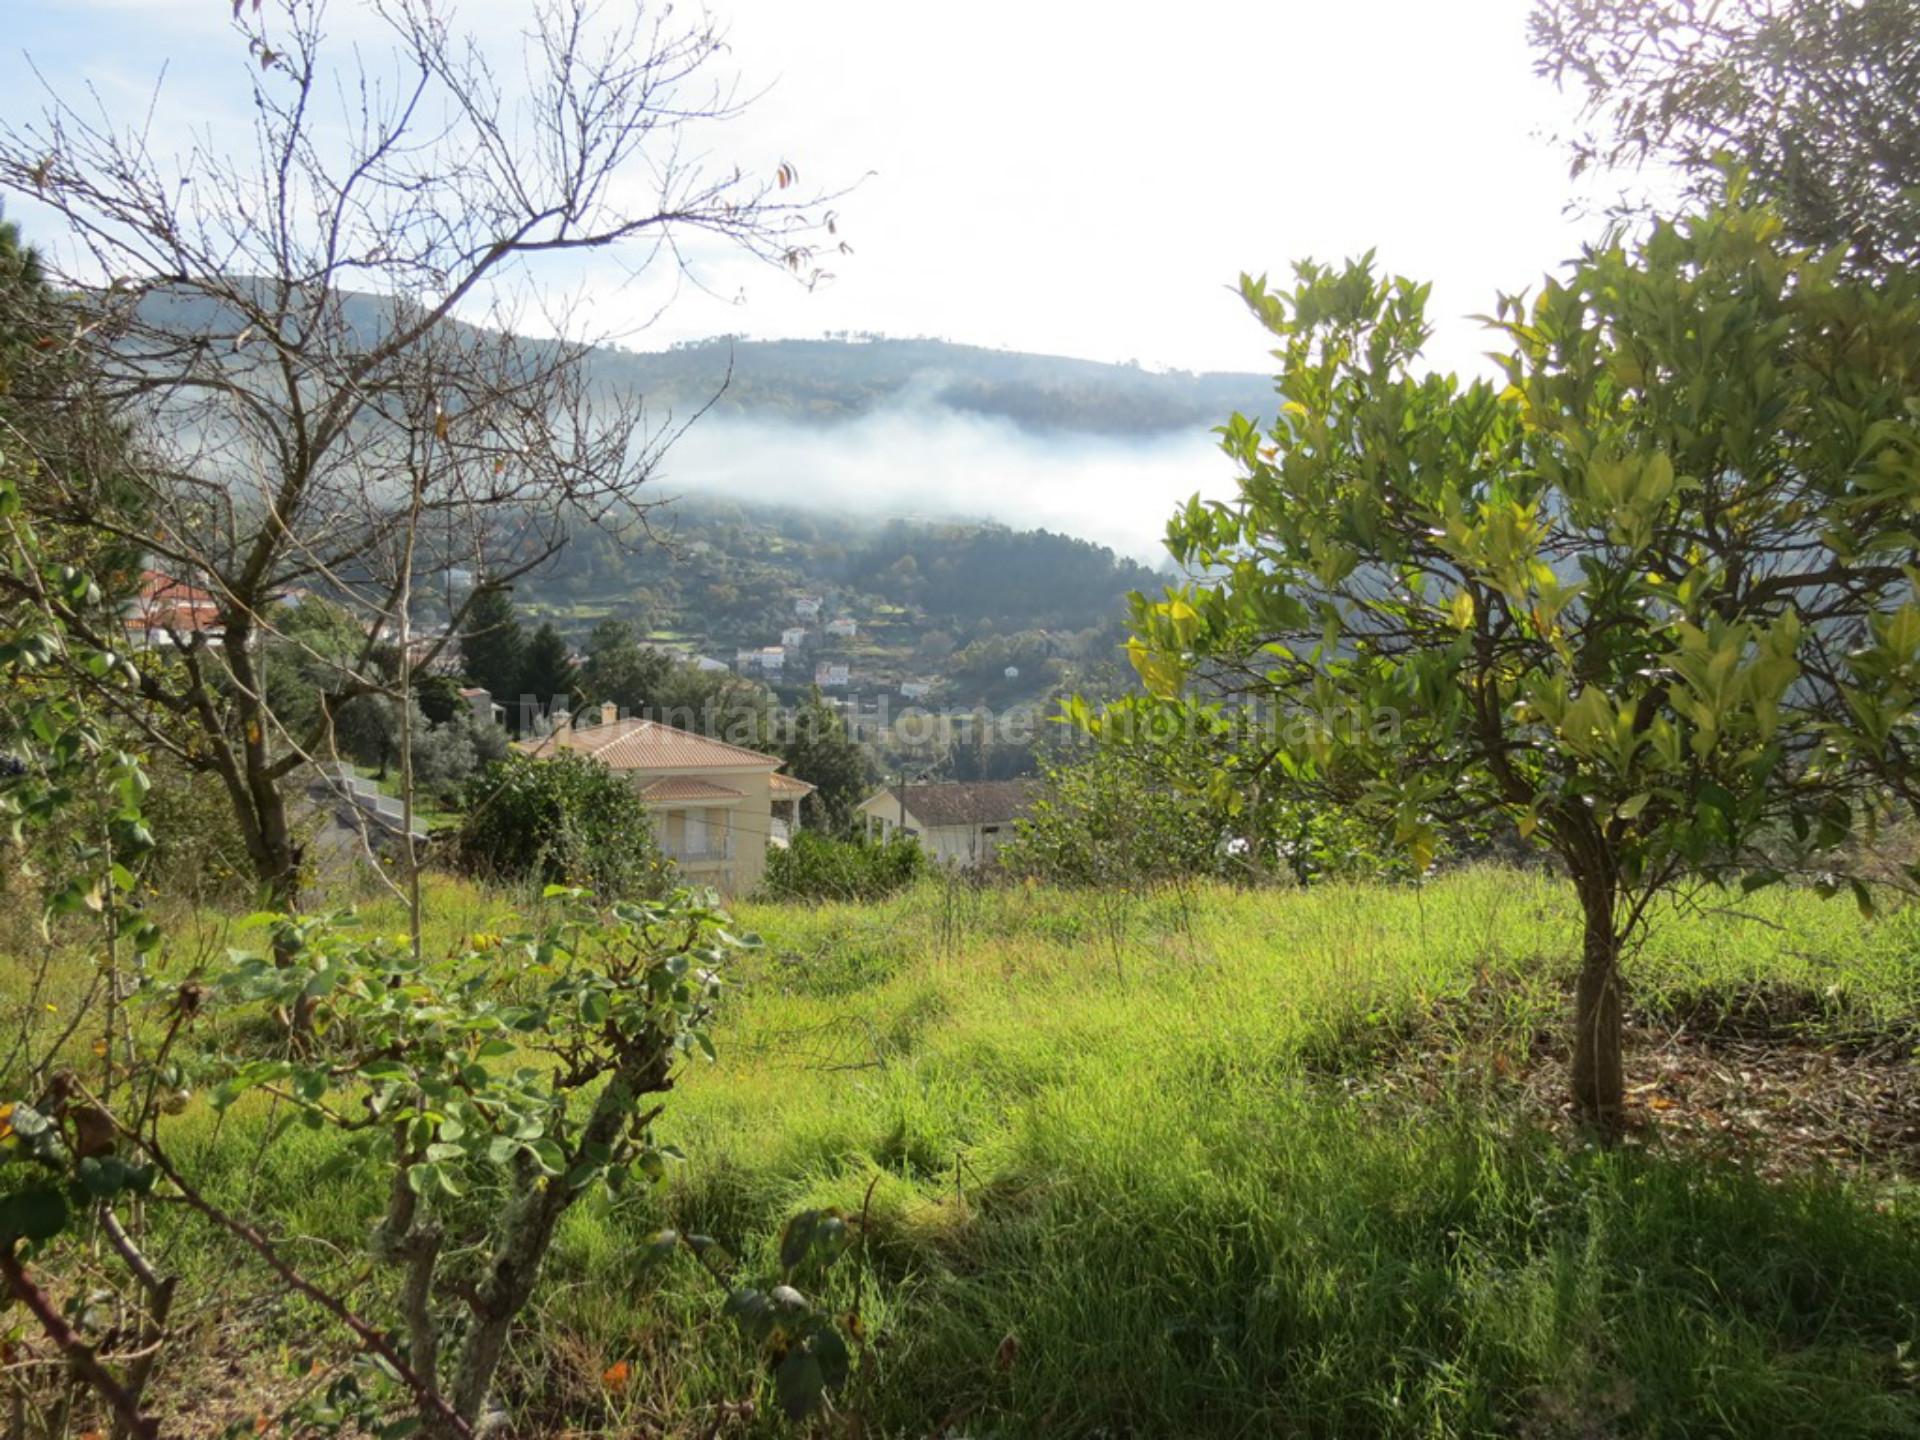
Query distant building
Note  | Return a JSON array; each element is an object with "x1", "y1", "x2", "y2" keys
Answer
[
  {"x1": 826, "y1": 617, "x2": 857, "y2": 640},
  {"x1": 900, "y1": 679, "x2": 934, "y2": 701},
  {"x1": 814, "y1": 660, "x2": 850, "y2": 689},
  {"x1": 781, "y1": 626, "x2": 808, "y2": 649},
  {"x1": 691, "y1": 655, "x2": 731, "y2": 673},
  {"x1": 459, "y1": 686, "x2": 506, "y2": 727},
  {"x1": 124, "y1": 570, "x2": 222, "y2": 648},
  {"x1": 516, "y1": 703, "x2": 812, "y2": 894},
  {"x1": 769, "y1": 772, "x2": 813, "y2": 848},
  {"x1": 858, "y1": 781, "x2": 1039, "y2": 867},
  {"x1": 795, "y1": 595, "x2": 823, "y2": 619},
  {"x1": 736, "y1": 646, "x2": 786, "y2": 673}
]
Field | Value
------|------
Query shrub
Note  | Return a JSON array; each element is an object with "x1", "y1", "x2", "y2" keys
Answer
[
  {"x1": 455, "y1": 751, "x2": 669, "y2": 898},
  {"x1": 1007, "y1": 716, "x2": 1397, "y2": 888},
  {"x1": 760, "y1": 830, "x2": 927, "y2": 903},
  {"x1": 335, "y1": 696, "x2": 499, "y2": 805},
  {"x1": 408, "y1": 715, "x2": 479, "y2": 803}
]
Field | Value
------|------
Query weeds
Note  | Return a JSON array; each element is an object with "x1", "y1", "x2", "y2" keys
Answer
[{"x1": 4, "y1": 867, "x2": 1917, "y2": 1436}]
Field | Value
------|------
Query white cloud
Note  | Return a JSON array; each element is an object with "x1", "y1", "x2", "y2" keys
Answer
[
  {"x1": 2, "y1": 0, "x2": 1637, "y2": 379},
  {"x1": 653, "y1": 403, "x2": 1235, "y2": 564},
  {"x1": 0, "y1": 0, "x2": 1666, "y2": 551}
]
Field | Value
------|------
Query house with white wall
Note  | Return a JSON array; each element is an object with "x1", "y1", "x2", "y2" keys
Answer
[
  {"x1": 826, "y1": 616, "x2": 857, "y2": 640},
  {"x1": 857, "y1": 780, "x2": 1038, "y2": 867},
  {"x1": 459, "y1": 686, "x2": 506, "y2": 727},
  {"x1": 735, "y1": 646, "x2": 786, "y2": 674}
]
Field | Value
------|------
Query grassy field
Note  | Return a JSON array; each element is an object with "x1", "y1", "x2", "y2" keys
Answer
[{"x1": 6, "y1": 868, "x2": 1920, "y2": 1437}]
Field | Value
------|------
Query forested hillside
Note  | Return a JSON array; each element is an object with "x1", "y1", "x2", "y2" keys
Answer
[
  {"x1": 590, "y1": 334, "x2": 1272, "y2": 433},
  {"x1": 541, "y1": 501, "x2": 1164, "y2": 635},
  {"x1": 132, "y1": 287, "x2": 1270, "y2": 436},
  {"x1": 526, "y1": 499, "x2": 1155, "y2": 720}
]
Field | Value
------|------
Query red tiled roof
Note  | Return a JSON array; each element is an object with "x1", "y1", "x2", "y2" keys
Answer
[
  {"x1": 515, "y1": 716, "x2": 784, "y2": 773},
  {"x1": 640, "y1": 777, "x2": 745, "y2": 804},
  {"x1": 126, "y1": 570, "x2": 222, "y2": 633},
  {"x1": 769, "y1": 772, "x2": 816, "y2": 797}
]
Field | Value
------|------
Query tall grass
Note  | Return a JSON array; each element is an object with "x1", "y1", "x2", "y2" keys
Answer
[{"x1": 6, "y1": 867, "x2": 1917, "y2": 1436}]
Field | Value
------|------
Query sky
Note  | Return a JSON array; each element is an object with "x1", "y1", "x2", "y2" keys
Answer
[
  {"x1": 0, "y1": 0, "x2": 1659, "y2": 557},
  {"x1": 1, "y1": 0, "x2": 1635, "y2": 380}
]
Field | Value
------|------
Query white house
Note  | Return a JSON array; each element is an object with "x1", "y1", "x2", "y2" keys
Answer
[
  {"x1": 825, "y1": 616, "x2": 857, "y2": 640},
  {"x1": 781, "y1": 627, "x2": 809, "y2": 649},
  {"x1": 124, "y1": 570, "x2": 222, "y2": 649},
  {"x1": 795, "y1": 595, "x2": 823, "y2": 619},
  {"x1": 814, "y1": 660, "x2": 850, "y2": 689},
  {"x1": 857, "y1": 781, "x2": 1038, "y2": 867},
  {"x1": 735, "y1": 646, "x2": 786, "y2": 673},
  {"x1": 459, "y1": 685, "x2": 506, "y2": 727},
  {"x1": 691, "y1": 655, "x2": 731, "y2": 673},
  {"x1": 899, "y1": 680, "x2": 933, "y2": 701}
]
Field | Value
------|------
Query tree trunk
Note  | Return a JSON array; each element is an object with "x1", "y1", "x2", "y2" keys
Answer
[
  {"x1": 222, "y1": 616, "x2": 304, "y2": 913},
  {"x1": 439, "y1": 1051, "x2": 671, "y2": 1436},
  {"x1": 1570, "y1": 875, "x2": 1625, "y2": 1134}
]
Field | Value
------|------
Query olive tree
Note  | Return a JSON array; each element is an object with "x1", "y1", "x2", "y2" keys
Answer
[
  {"x1": 0, "y1": 0, "x2": 841, "y2": 909},
  {"x1": 1128, "y1": 198, "x2": 1920, "y2": 1127}
]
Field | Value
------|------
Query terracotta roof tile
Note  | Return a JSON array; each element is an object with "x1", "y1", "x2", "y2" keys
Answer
[
  {"x1": 515, "y1": 717, "x2": 784, "y2": 773},
  {"x1": 639, "y1": 777, "x2": 745, "y2": 804},
  {"x1": 878, "y1": 780, "x2": 1038, "y2": 828},
  {"x1": 769, "y1": 773, "x2": 816, "y2": 796}
]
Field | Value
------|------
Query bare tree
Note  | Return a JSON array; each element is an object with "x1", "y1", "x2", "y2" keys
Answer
[{"x1": 0, "y1": 0, "x2": 841, "y2": 908}]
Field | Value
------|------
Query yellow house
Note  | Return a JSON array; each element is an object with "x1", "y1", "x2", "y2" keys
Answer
[{"x1": 516, "y1": 705, "x2": 812, "y2": 894}]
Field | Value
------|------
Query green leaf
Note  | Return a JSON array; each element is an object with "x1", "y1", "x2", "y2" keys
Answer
[
  {"x1": 810, "y1": 1324, "x2": 852, "y2": 1390},
  {"x1": 723, "y1": 1286, "x2": 775, "y2": 1340},
  {"x1": 0, "y1": 1184, "x2": 68, "y2": 1242},
  {"x1": 77, "y1": 1155, "x2": 138, "y2": 1199},
  {"x1": 774, "y1": 1346, "x2": 827, "y2": 1420},
  {"x1": 486, "y1": 1135, "x2": 521, "y2": 1166}
]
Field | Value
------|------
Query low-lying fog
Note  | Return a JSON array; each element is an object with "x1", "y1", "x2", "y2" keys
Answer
[{"x1": 650, "y1": 402, "x2": 1247, "y2": 563}]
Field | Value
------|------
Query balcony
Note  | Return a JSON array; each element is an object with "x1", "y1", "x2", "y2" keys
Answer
[{"x1": 664, "y1": 834, "x2": 735, "y2": 865}]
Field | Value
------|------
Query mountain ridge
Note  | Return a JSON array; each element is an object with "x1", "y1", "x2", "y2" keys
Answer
[
  {"x1": 128, "y1": 283, "x2": 1274, "y2": 437},
  {"x1": 588, "y1": 332, "x2": 1273, "y2": 435}
]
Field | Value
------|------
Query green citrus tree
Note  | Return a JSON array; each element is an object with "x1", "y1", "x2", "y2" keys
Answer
[{"x1": 1127, "y1": 196, "x2": 1920, "y2": 1128}]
